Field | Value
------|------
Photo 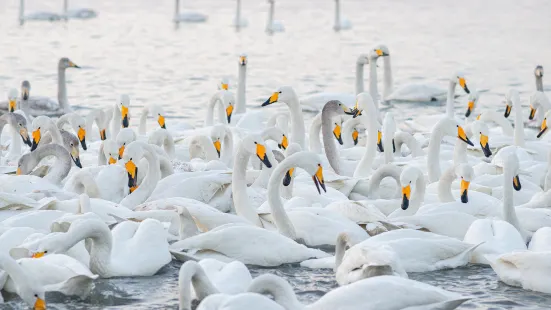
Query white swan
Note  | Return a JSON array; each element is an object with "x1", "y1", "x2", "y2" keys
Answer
[
  {"x1": 0, "y1": 58, "x2": 79, "y2": 116},
  {"x1": 61, "y1": 0, "x2": 98, "y2": 20},
  {"x1": 57, "y1": 112, "x2": 87, "y2": 150},
  {"x1": 17, "y1": 217, "x2": 171, "y2": 278},
  {"x1": 18, "y1": 0, "x2": 62, "y2": 25},
  {"x1": 0, "y1": 112, "x2": 31, "y2": 161},
  {"x1": 62, "y1": 167, "x2": 129, "y2": 203},
  {"x1": 139, "y1": 104, "x2": 166, "y2": 135},
  {"x1": 85, "y1": 108, "x2": 109, "y2": 142},
  {"x1": 120, "y1": 141, "x2": 161, "y2": 207},
  {"x1": 173, "y1": 0, "x2": 208, "y2": 23},
  {"x1": 233, "y1": 0, "x2": 248, "y2": 28},
  {"x1": 529, "y1": 91, "x2": 550, "y2": 123},
  {"x1": 486, "y1": 251, "x2": 551, "y2": 294},
  {"x1": 333, "y1": 0, "x2": 351, "y2": 31},
  {"x1": 0, "y1": 254, "x2": 46, "y2": 309},
  {"x1": 265, "y1": 0, "x2": 284, "y2": 34},
  {"x1": 262, "y1": 87, "x2": 307, "y2": 149}
]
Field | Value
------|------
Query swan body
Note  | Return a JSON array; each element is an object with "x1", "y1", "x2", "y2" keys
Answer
[
  {"x1": 173, "y1": 0, "x2": 208, "y2": 23},
  {"x1": 333, "y1": 0, "x2": 352, "y2": 31},
  {"x1": 265, "y1": 0, "x2": 284, "y2": 34},
  {"x1": 0, "y1": 254, "x2": 46, "y2": 309},
  {"x1": 486, "y1": 251, "x2": 551, "y2": 294}
]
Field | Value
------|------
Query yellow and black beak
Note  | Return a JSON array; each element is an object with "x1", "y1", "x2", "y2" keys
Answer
[
  {"x1": 239, "y1": 56, "x2": 247, "y2": 66},
  {"x1": 108, "y1": 156, "x2": 117, "y2": 165},
  {"x1": 34, "y1": 296, "x2": 46, "y2": 310},
  {"x1": 401, "y1": 184, "x2": 411, "y2": 210},
  {"x1": 333, "y1": 123, "x2": 343, "y2": 145},
  {"x1": 377, "y1": 130, "x2": 384, "y2": 152},
  {"x1": 529, "y1": 105, "x2": 537, "y2": 121},
  {"x1": 221, "y1": 83, "x2": 229, "y2": 90},
  {"x1": 479, "y1": 134, "x2": 492, "y2": 157},
  {"x1": 504, "y1": 104, "x2": 512, "y2": 118},
  {"x1": 262, "y1": 92, "x2": 279, "y2": 107},
  {"x1": 537, "y1": 118, "x2": 548, "y2": 138},
  {"x1": 283, "y1": 167, "x2": 294, "y2": 186},
  {"x1": 457, "y1": 125, "x2": 474, "y2": 146},
  {"x1": 78, "y1": 127, "x2": 87, "y2": 151},
  {"x1": 312, "y1": 164, "x2": 326, "y2": 194},
  {"x1": 351, "y1": 107, "x2": 362, "y2": 118},
  {"x1": 213, "y1": 139, "x2": 221, "y2": 158},
  {"x1": 68, "y1": 60, "x2": 80, "y2": 68},
  {"x1": 121, "y1": 105, "x2": 129, "y2": 128},
  {"x1": 125, "y1": 159, "x2": 138, "y2": 191},
  {"x1": 352, "y1": 129, "x2": 359, "y2": 145},
  {"x1": 460, "y1": 179, "x2": 470, "y2": 203},
  {"x1": 226, "y1": 104, "x2": 233, "y2": 123},
  {"x1": 71, "y1": 146, "x2": 82, "y2": 168},
  {"x1": 99, "y1": 128, "x2": 107, "y2": 141},
  {"x1": 19, "y1": 128, "x2": 31, "y2": 147},
  {"x1": 279, "y1": 134, "x2": 288, "y2": 150},
  {"x1": 375, "y1": 49, "x2": 389, "y2": 57},
  {"x1": 118, "y1": 145, "x2": 125, "y2": 160},
  {"x1": 8, "y1": 99, "x2": 16, "y2": 112},
  {"x1": 31, "y1": 128, "x2": 41, "y2": 151},
  {"x1": 256, "y1": 143, "x2": 272, "y2": 168},
  {"x1": 32, "y1": 252, "x2": 45, "y2": 258},
  {"x1": 465, "y1": 101, "x2": 474, "y2": 118},
  {"x1": 458, "y1": 77, "x2": 470, "y2": 94},
  {"x1": 513, "y1": 175, "x2": 521, "y2": 191},
  {"x1": 158, "y1": 114, "x2": 166, "y2": 129}
]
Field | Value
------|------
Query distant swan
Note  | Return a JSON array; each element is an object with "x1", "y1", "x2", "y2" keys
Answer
[
  {"x1": 173, "y1": 0, "x2": 208, "y2": 23},
  {"x1": 61, "y1": 0, "x2": 98, "y2": 20},
  {"x1": 233, "y1": 0, "x2": 248, "y2": 28},
  {"x1": 265, "y1": 0, "x2": 284, "y2": 34},
  {"x1": 333, "y1": 0, "x2": 352, "y2": 31}
]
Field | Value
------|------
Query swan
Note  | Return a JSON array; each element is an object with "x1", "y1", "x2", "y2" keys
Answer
[
  {"x1": 529, "y1": 91, "x2": 550, "y2": 123},
  {"x1": 265, "y1": 0, "x2": 284, "y2": 34},
  {"x1": 139, "y1": 104, "x2": 166, "y2": 135},
  {"x1": 205, "y1": 90, "x2": 234, "y2": 126},
  {"x1": 63, "y1": 167, "x2": 129, "y2": 203},
  {"x1": 0, "y1": 112, "x2": 31, "y2": 161},
  {"x1": 262, "y1": 86, "x2": 307, "y2": 149},
  {"x1": 233, "y1": 0, "x2": 248, "y2": 28},
  {"x1": 97, "y1": 139, "x2": 120, "y2": 166},
  {"x1": 3, "y1": 88, "x2": 18, "y2": 113},
  {"x1": 300, "y1": 54, "x2": 369, "y2": 112},
  {"x1": 308, "y1": 113, "x2": 345, "y2": 153},
  {"x1": 85, "y1": 108, "x2": 108, "y2": 142},
  {"x1": 105, "y1": 94, "x2": 131, "y2": 140},
  {"x1": 57, "y1": 112, "x2": 87, "y2": 150},
  {"x1": 0, "y1": 58, "x2": 80, "y2": 116},
  {"x1": 61, "y1": 0, "x2": 98, "y2": 20},
  {"x1": 0, "y1": 254, "x2": 46, "y2": 309},
  {"x1": 486, "y1": 251, "x2": 551, "y2": 294},
  {"x1": 352, "y1": 93, "x2": 382, "y2": 178},
  {"x1": 535, "y1": 65, "x2": 544, "y2": 92},
  {"x1": 17, "y1": 0, "x2": 62, "y2": 25},
  {"x1": 197, "y1": 292, "x2": 284, "y2": 310},
  {"x1": 333, "y1": 0, "x2": 352, "y2": 31},
  {"x1": 17, "y1": 217, "x2": 171, "y2": 278},
  {"x1": 178, "y1": 259, "x2": 252, "y2": 310},
  {"x1": 120, "y1": 141, "x2": 161, "y2": 207},
  {"x1": 148, "y1": 128, "x2": 176, "y2": 159},
  {"x1": 247, "y1": 273, "x2": 470, "y2": 310},
  {"x1": 173, "y1": 0, "x2": 208, "y2": 23},
  {"x1": 17, "y1": 144, "x2": 72, "y2": 185}
]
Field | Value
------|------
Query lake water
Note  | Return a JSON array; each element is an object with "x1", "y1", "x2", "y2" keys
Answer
[{"x1": 0, "y1": 0, "x2": 550, "y2": 309}]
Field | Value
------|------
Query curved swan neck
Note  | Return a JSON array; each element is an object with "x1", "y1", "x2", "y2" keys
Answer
[
  {"x1": 437, "y1": 166, "x2": 456, "y2": 203},
  {"x1": 189, "y1": 136, "x2": 218, "y2": 161},
  {"x1": 353, "y1": 113, "x2": 378, "y2": 178},
  {"x1": 427, "y1": 121, "x2": 448, "y2": 183},
  {"x1": 237, "y1": 61, "x2": 247, "y2": 113},
  {"x1": 502, "y1": 163, "x2": 524, "y2": 236},
  {"x1": 479, "y1": 111, "x2": 514, "y2": 136},
  {"x1": 178, "y1": 261, "x2": 219, "y2": 310},
  {"x1": 34, "y1": 145, "x2": 71, "y2": 184},
  {"x1": 355, "y1": 62, "x2": 365, "y2": 94},
  {"x1": 0, "y1": 254, "x2": 34, "y2": 292},
  {"x1": 394, "y1": 132, "x2": 422, "y2": 157},
  {"x1": 308, "y1": 113, "x2": 323, "y2": 153},
  {"x1": 248, "y1": 275, "x2": 303, "y2": 310},
  {"x1": 206, "y1": 91, "x2": 229, "y2": 126},
  {"x1": 446, "y1": 80, "x2": 456, "y2": 119},
  {"x1": 121, "y1": 143, "x2": 160, "y2": 208},
  {"x1": 149, "y1": 130, "x2": 176, "y2": 159},
  {"x1": 71, "y1": 171, "x2": 102, "y2": 198},
  {"x1": 382, "y1": 55, "x2": 393, "y2": 100},
  {"x1": 367, "y1": 164, "x2": 401, "y2": 198},
  {"x1": 139, "y1": 107, "x2": 149, "y2": 135},
  {"x1": 321, "y1": 103, "x2": 343, "y2": 175},
  {"x1": 286, "y1": 94, "x2": 306, "y2": 150},
  {"x1": 47, "y1": 118, "x2": 64, "y2": 144},
  {"x1": 334, "y1": 234, "x2": 350, "y2": 271},
  {"x1": 110, "y1": 105, "x2": 122, "y2": 139},
  {"x1": 232, "y1": 144, "x2": 263, "y2": 226}
]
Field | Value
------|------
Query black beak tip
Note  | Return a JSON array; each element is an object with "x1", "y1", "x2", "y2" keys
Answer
[
  {"x1": 460, "y1": 191, "x2": 469, "y2": 203},
  {"x1": 529, "y1": 114, "x2": 535, "y2": 121},
  {"x1": 377, "y1": 143, "x2": 384, "y2": 153},
  {"x1": 161, "y1": 124, "x2": 166, "y2": 129},
  {"x1": 23, "y1": 94, "x2": 29, "y2": 100},
  {"x1": 465, "y1": 109, "x2": 472, "y2": 118},
  {"x1": 283, "y1": 173, "x2": 292, "y2": 186},
  {"x1": 259, "y1": 156, "x2": 272, "y2": 169},
  {"x1": 392, "y1": 139, "x2": 396, "y2": 153},
  {"x1": 30, "y1": 142, "x2": 38, "y2": 151},
  {"x1": 216, "y1": 150, "x2": 221, "y2": 158},
  {"x1": 482, "y1": 145, "x2": 492, "y2": 158},
  {"x1": 122, "y1": 117, "x2": 129, "y2": 128},
  {"x1": 401, "y1": 196, "x2": 409, "y2": 210},
  {"x1": 537, "y1": 128, "x2": 547, "y2": 138},
  {"x1": 465, "y1": 138, "x2": 474, "y2": 146},
  {"x1": 464, "y1": 86, "x2": 470, "y2": 94},
  {"x1": 261, "y1": 99, "x2": 271, "y2": 107},
  {"x1": 81, "y1": 140, "x2": 87, "y2": 151},
  {"x1": 337, "y1": 136, "x2": 343, "y2": 145},
  {"x1": 227, "y1": 115, "x2": 232, "y2": 123},
  {"x1": 72, "y1": 156, "x2": 83, "y2": 168}
]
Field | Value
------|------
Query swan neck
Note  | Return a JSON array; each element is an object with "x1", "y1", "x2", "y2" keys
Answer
[
  {"x1": 427, "y1": 127, "x2": 445, "y2": 183},
  {"x1": 139, "y1": 107, "x2": 149, "y2": 135},
  {"x1": 58, "y1": 67, "x2": 69, "y2": 112},
  {"x1": 267, "y1": 155, "x2": 299, "y2": 240},
  {"x1": 37, "y1": 145, "x2": 71, "y2": 184},
  {"x1": 355, "y1": 62, "x2": 364, "y2": 95},
  {"x1": 502, "y1": 166, "x2": 523, "y2": 233},
  {"x1": 321, "y1": 106, "x2": 341, "y2": 175},
  {"x1": 382, "y1": 55, "x2": 393, "y2": 100},
  {"x1": 446, "y1": 80, "x2": 455, "y2": 119},
  {"x1": 353, "y1": 114, "x2": 378, "y2": 177},
  {"x1": 121, "y1": 144, "x2": 160, "y2": 208},
  {"x1": 367, "y1": 164, "x2": 401, "y2": 198},
  {"x1": 536, "y1": 76, "x2": 543, "y2": 92},
  {"x1": 65, "y1": 220, "x2": 113, "y2": 276},
  {"x1": 220, "y1": 128, "x2": 234, "y2": 166},
  {"x1": 287, "y1": 95, "x2": 306, "y2": 149},
  {"x1": 237, "y1": 63, "x2": 247, "y2": 113},
  {"x1": 232, "y1": 145, "x2": 263, "y2": 226},
  {"x1": 513, "y1": 99, "x2": 525, "y2": 147},
  {"x1": 73, "y1": 172, "x2": 102, "y2": 198},
  {"x1": 437, "y1": 166, "x2": 456, "y2": 202},
  {"x1": 178, "y1": 262, "x2": 219, "y2": 310},
  {"x1": 369, "y1": 60, "x2": 379, "y2": 112},
  {"x1": 308, "y1": 113, "x2": 323, "y2": 153}
]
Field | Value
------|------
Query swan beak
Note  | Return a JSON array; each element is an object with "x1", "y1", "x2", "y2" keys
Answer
[
  {"x1": 16, "y1": 167, "x2": 22, "y2": 175},
  {"x1": 262, "y1": 92, "x2": 279, "y2": 107},
  {"x1": 401, "y1": 185, "x2": 411, "y2": 210},
  {"x1": 312, "y1": 164, "x2": 326, "y2": 194},
  {"x1": 118, "y1": 145, "x2": 125, "y2": 160},
  {"x1": 392, "y1": 139, "x2": 396, "y2": 153},
  {"x1": 213, "y1": 139, "x2": 221, "y2": 158},
  {"x1": 480, "y1": 134, "x2": 492, "y2": 157},
  {"x1": 31, "y1": 128, "x2": 41, "y2": 151},
  {"x1": 22, "y1": 87, "x2": 29, "y2": 100},
  {"x1": 158, "y1": 115, "x2": 166, "y2": 129},
  {"x1": 465, "y1": 101, "x2": 474, "y2": 117},
  {"x1": 375, "y1": 49, "x2": 388, "y2": 57},
  {"x1": 333, "y1": 124, "x2": 343, "y2": 145},
  {"x1": 529, "y1": 105, "x2": 537, "y2": 121},
  {"x1": 78, "y1": 127, "x2": 87, "y2": 150},
  {"x1": 125, "y1": 160, "x2": 138, "y2": 189},
  {"x1": 283, "y1": 168, "x2": 294, "y2": 186},
  {"x1": 504, "y1": 104, "x2": 512, "y2": 118},
  {"x1": 121, "y1": 106, "x2": 129, "y2": 128},
  {"x1": 279, "y1": 134, "x2": 288, "y2": 150},
  {"x1": 68, "y1": 60, "x2": 80, "y2": 68},
  {"x1": 34, "y1": 297, "x2": 46, "y2": 310},
  {"x1": 8, "y1": 99, "x2": 16, "y2": 112},
  {"x1": 460, "y1": 179, "x2": 470, "y2": 203},
  {"x1": 32, "y1": 252, "x2": 45, "y2": 258},
  {"x1": 537, "y1": 118, "x2": 547, "y2": 138},
  {"x1": 341, "y1": 104, "x2": 354, "y2": 115},
  {"x1": 239, "y1": 56, "x2": 247, "y2": 66},
  {"x1": 352, "y1": 129, "x2": 359, "y2": 145},
  {"x1": 226, "y1": 104, "x2": 233, "y2": 123},
  {"x1": 256, "y1": 143, "x2": 272, "y2": 168},
  {"x1": 513, "y1": 175, "x2": 522, "y2": 191},
  {"x1": 458, "y1": 77, "x2": 470, "y2": 94},
  {"x1": 476, "y1": 114, "x2": 481, "y2": 120},
  {"x1": 108, "y1": 157, "x2": 117, "y2": 165},
  {"x1": 99, "y1": 128, "x2": 107, "y2": 141},
  {"x1": 457, "y1": 125, "x2": 474, "y2": 146},
  {"x1": 377, "y1": 130, "x2": 384, "y2": 152},
  {"x1": 221, "y1": 83, "x2": 229, "y2": 90},
  {"x1": 71, "y1": 147, "x2": 82, "y2": 168},
  {"x1": 19, "y1": 128, "x2": 31, "y2": 147}
]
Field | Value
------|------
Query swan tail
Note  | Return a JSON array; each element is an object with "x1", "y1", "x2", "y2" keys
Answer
[
  {"x1": 34, "y1": 197, "x2": 58, "y2": 210},
  {"x1": 44, "y1": 274, "x2": 97, "y2": 299},
  {"x1": 170, "y1": 249, "x2": 200, "y2": 263},
  {"x1": 436, "y1": 242, "x2": 485, "y2": 270},
  {"x1": 403, "y1": 297, "x2": 471, "y2": 310}
]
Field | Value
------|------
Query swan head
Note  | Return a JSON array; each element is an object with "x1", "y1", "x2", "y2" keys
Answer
[
  {"x1": 21, "y1": 80, "x2": 30, "y2": 100},
  {"x1": 12, "y1": 271, "x2": 46, "y2": 310},
  {"x1": 59, "y1": 57, "x2": 80, "y2": 69},
  {"x1": 120, "y1": 94, "x2": 130, "y2": 128},
  {"x1": 399, "y1": 166, "x2": 422, "y2": 210},
  {"x1": 283, "y1": 151, "x2": 326, "y2": 193},
  {"x1": 63, "y1": 132, "x2": 82, "y2": 168},
  {"x1": 150, "y1": 104, "x2": 167, "y2": 129},
  {"x1": 535, "y1": 65, "x2": 544, "y2": 78},
  {"x1": 116, "y1": 128, "x2": 137, "y2": 160},
  {"x1": 465, "y1": 91, "x2": 479, "y2": 118},
  {"x1": 7, "y1": 88, "x2": 18, "y2": 112},
  {"x1": 239, "y1": 54, "x2": 247, "y2": 66},
  {"x1": 210, "y1": 125, "x2": 227, "y2": 157},
  {"x1": 218, "y1": 77, "x2": 230, "y2": 91},
  {"x1": 504, "y1": 89, "x2": 519, "y2": 119},
  {"x1": 11, "y1": 113, "x2": 31, "y2": 147},
  {"x1": 103, "y1": 140, "x2": 119, "y2": 164},
  {"x1": 16, "y1": 152, "x2": 38, "y2": 176},
  {"x1": 455, "y1": 164, "x2": 474, "y2": 203},
  {"x1": 242, "y1": 134, "x2": 272, "y2": 168},
  {"x1": 529, "y1": 91, "x2": 546, "y2": 121},
  {"x1": 435, "y1": 118, "x2": 473, "y2": 146},
  {"x1": 356, "y1": 54, "x2": 369, "y2": 65},
  {"x1": 121, "y1": 141, "x2": 145, "y2": 192},
  {"x1": 537, "y1": 110, "x2": 551, "y2": 139},
  {"x1": 371, "y1": 45, "x2": 390, "y2": 59},
  {"x1": 471, "y1": 120, "x2": 492, "y2": 158},
  {"x1": 451, "y1": 73, "x2": 470, "y2": 94},
  {"x1": 68, "y1": 113, "x2": 87, "y2": 151},
  {"x1": 352, "y1": 92, "x2": 376, "y2": 118},
  {"x1": 505, "y1": 153, "x2": 522, "y2": 191},
  {"x1": 30, "y1": 116, "x2": 52, "y2": 151},
  {"x1": 261, "y1": 86, "x2": 297, "y2": 107}
]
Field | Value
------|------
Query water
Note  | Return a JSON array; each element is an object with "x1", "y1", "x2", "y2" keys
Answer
[{"x1": 1, "y1": 0, "x2": 551, "y2": 309}]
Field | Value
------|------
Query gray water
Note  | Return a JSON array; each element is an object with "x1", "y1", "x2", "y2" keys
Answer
[{"x1": 1, "y1": 0, "x2": 551, "y2": 309}]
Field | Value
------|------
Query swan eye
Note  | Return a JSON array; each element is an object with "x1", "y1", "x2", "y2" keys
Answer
[
  {"x1": 278, "y1": 91, "x2": 282, "y2": 94},
  {"x1": 409, "y1": 181, "x2": 412, "y2": 184},
  {"x1": 34, "y1": 294, "x2": 38, "y2": 297},
  {"x1": 130, "y1": 158, "x2": 133, "y2": 161},
  {"x1": 254, "y1": 142, "x2": 257, "y2": 144},
  {"x1": 44, "y1": 250, "x2": 48, "y2": 253},
  {"x1": 351, "y1": 267, "x2": 361, "y2": 272}
]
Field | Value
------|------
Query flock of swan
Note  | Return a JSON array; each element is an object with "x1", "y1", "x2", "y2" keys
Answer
[
  {"x1": 18, "y1": 0, "x2": 97, "y2": 25},
  {"x1": 0, "y1": 47, "x2": 549, "y2": 310}
]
